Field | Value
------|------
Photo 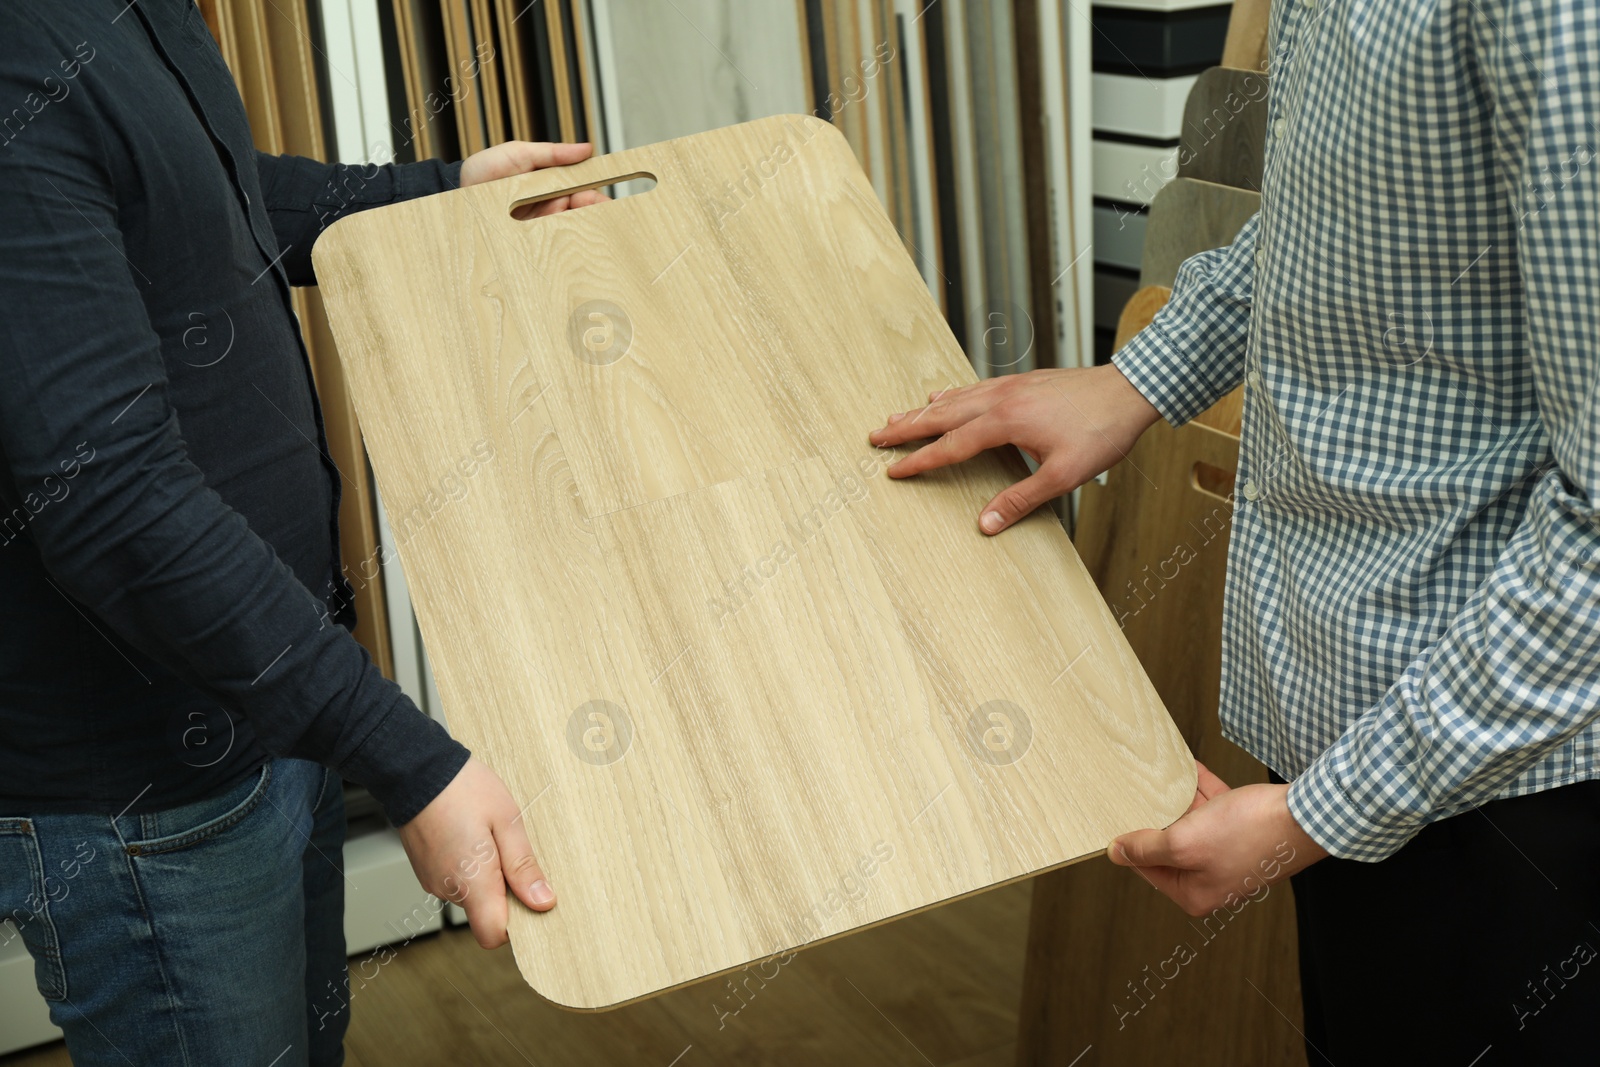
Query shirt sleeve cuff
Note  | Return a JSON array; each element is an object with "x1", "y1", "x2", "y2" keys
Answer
[
  {"x1": 336, "y1": 696, "x2": 471, "y2": 826},
  {"x1": 393, "y1": 158, "x2": 465, "y2": 202},
  {"x1": 1286, "y1": 752, "x2": 1423, "y2": 863},
  {"x1": 1112, "y1": 316, "x2": 1231, "y2": 427}
]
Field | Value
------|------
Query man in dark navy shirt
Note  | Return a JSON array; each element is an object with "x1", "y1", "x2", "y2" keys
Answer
[{"x1": 0, "y1": 4, "x2": 600, "y2": 1063}]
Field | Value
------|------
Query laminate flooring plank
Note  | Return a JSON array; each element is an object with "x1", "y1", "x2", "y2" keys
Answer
[{"x1": 315, "y1": 116, "x2": 1194, "y2": 1009}]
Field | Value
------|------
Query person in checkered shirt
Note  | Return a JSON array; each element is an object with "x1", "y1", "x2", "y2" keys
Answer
[{"x1": 872, "y1": 0, "x2": 1597, "y2": 1061}]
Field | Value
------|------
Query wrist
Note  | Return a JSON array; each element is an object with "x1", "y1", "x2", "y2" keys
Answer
[
  {"x1": 1272, "y1": 784, "x2": 1329, "y2": 874},
  {"x1": 1102, "y1": 362, "x2": 1162, "y2": 434}
]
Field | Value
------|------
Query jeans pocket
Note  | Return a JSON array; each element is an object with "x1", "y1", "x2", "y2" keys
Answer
[
  {"x1": 0, "y1": 818, "x2": 68, "y2": 1001},
  {"x1": 122, "y1": 762, "x2": 273, "y2": 858}
]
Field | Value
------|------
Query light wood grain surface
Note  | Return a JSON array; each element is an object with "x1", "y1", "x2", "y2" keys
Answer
[
  {"x1": 1221, "y1": 0, "x2": 1273, "y2": 71},
  {"x1": 314, "y1": 114, "x2": 1194, "y2": 1010}
]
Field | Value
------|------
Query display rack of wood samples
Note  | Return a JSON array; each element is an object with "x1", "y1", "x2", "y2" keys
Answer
[
  {"x1": 390, "y1": 0, "x2": 598, "y2": 162},
  {"x1": 795, "y1": 0, "x2": 1070, "y2": 375}
]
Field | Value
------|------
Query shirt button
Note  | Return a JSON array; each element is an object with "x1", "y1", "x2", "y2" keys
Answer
[
  {"x1": 1303, "y1": 0, "x2": 1316, "y2": 7},
  {"x1": 1272, "y1": 119, "x2": 1288, "y2": 139},
  {"x1": 1243, "y1": 480, "x2": 1261, "y2": 501},
  {"x1": 1247, "y1": 370, "x2": 1263, "y2": 388}
]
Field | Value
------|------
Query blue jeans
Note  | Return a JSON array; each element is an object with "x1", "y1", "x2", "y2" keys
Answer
[{"x1": 0, "y1": 758, "x2": 349, "y2": 1066}]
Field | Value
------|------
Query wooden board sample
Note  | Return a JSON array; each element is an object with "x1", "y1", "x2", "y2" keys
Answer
[
  {"x1": 440, "y1": 0, "x2": 487, "y2": 156},
  {"x1": 313, "y1": 115, "x2": 1194, "y2": 1010},
  {"x1": 1139, "y1": 178, "x2": 1259, "y2": 290},
  {"x1": 542, "y1": 0, "x2": 577, "y2": 142},
  {"x1": 1177, "y1": 67, "x2": 1268, "y2": 191},
  {"x1": 491, "y1": 0, "x2": 532, "y2": 141},
  {"x1": 1222, "y1": 0, "x2": 1272, "y2": 72},
  {"x1": 468, "y1": 0, "x2": 509, "y2": 145},
  {"x1": 1112, "y1": 285, "x2": 1172, "y2": 353}
]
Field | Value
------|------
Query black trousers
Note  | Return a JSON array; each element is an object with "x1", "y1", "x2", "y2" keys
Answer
[{"x1": 1284, "y1": 777, "x2": 1600, "y2": 1066}]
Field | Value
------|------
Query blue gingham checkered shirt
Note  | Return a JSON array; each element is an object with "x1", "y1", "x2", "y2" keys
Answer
[{"x1": 1113, "y1": 0, "x2": 1599, "y2": 861}]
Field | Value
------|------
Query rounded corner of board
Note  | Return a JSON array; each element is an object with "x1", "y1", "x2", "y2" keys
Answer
[
  {"x1": 526, "y1": 978, "x2": 637, "y2": 1014},
  {"x1": 309, "y1": 212, "x2": 362, "y2": 269}
]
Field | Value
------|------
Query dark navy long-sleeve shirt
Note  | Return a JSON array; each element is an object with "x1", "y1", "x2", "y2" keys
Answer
[{"x1": 0, "y1": 1, "x2": 469, "y2": 824}]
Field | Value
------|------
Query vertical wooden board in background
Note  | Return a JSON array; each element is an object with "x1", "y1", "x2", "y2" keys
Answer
[
  {"x1": 940, "y1": 0, "x2": 987, "y2": 369},
  {"x1": 543, "y1": 0, "x2": 577, "y2": 141},
  {"x1": 469, "y1": 0, "x2": 509, "y2": 144},
  {"x1": 410, "y1": 0, "x2": 465, "y2": 160},
  {"x1": 519, "y1": 0, "x2": 563, "y2": 141},
  {"x1": 225, "y1": 1, "x2": 285, "y2": 152},
  {"x1": 1178, "y1": 67, "x2": 1269, "y2": 191},
  {"x1": 963, "y1": 0, "x2": 1035, "y2": 375},
  {"x1": 830, "y1": 0, "x2": 872, "y2": 183},
  {"x1": 1138, "y1": 178, "x2": 1259, "y2": 289},
  {"x1": 492, "y1": 0, "x2": 534, "y2": 140},
  {"x1": 1222, "y1": 0, "x2": 1272, "y2": 71},
  {"x1": 867, "y1": 0, "x2": 893, "y2": 214},
  {"x1": 1011, "y1": 0, "x2": 1057, "y2": 370},
  {"x1": 795, "y1": 0, "x2": 820, "y2": 115},
  {"x1": 918, "y1": 1, "x2": 961, "y2": 324},
  {"x1": 440, "y1": 0, "x2": 488, "y2": 155},
  {"x1": 881, "y1": 1, "x2": 913, "y2": 246},
  {"x1": 390, "y1": 0, "x2": 436, "y2": 159},
  {"x1": 1034, "y1": 0, "x2": 1092, "y2": 371},
  {"x1": 263, "y1": 0, "x2": 328, "y2": 156},
  {"x1": 565, "y1": 0, "x2": 601, "y2": 144},
  {"x1": 199, "y1": 0, "x2": 242, "y2": 73},
  {"x1": 888, "y1": 0, "x2": 946, "y2": 305},
  {"x1": 549, "y1": 0, "x2": 591, "y2": 143}
]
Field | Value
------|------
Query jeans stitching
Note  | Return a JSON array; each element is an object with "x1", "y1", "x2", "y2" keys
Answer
[
  {"x1": 123, "y1": 763, "x2": 273, "y2": 857},
  {"x1": 3, "y1": 818, "x2": 67, "y2": 1001},
  {"x1": 312, "y1": 764, "x2": 330, "y2": 812},
  {"x1": 110, "y1": 815, "x2": 196, "y2": 1067}
]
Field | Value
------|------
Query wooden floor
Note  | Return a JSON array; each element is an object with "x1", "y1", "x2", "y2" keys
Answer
[{"x1": 2, "y1": 882, "x2": 1029, "y2": 1066}]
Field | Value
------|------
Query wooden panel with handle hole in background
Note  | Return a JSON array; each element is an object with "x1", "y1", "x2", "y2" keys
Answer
[{"x1": 313, "y1": 114, "x2": 1195, "y2": 1010}]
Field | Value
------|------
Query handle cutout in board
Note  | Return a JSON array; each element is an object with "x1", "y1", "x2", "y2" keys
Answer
[
  {"x1": 509, "y1": 171, "x2": 658, "y2": 219},
  {"x1": 1190, "y1": 460, "x2": 1236, "y2": 502}
]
